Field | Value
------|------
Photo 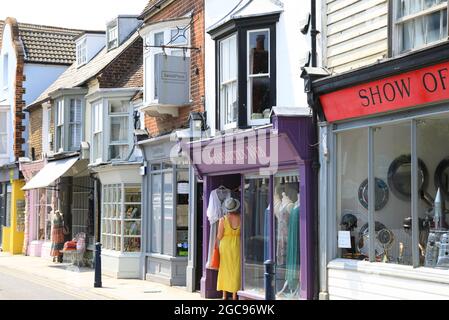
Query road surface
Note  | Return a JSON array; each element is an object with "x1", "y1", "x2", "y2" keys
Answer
[{"x1": 0, "y1": 267, "x2": 81, "y2": 300}]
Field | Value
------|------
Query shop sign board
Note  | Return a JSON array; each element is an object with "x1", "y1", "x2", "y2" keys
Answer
[{"x1": 320, "y1": 60, "x2": 449, "y2": 122}]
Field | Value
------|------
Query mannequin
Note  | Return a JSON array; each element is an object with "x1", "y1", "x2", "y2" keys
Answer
[
  {"x1": 278, "y1": 192, "x2": 300, "y2": 297},
  {"x1": 276, "y1": 183, "x2": 296, "y2": 267}
]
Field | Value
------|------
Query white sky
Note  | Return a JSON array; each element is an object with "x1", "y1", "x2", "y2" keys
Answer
[{"x1": 0, "y1": 0, "x2": 150, "y2": 30}]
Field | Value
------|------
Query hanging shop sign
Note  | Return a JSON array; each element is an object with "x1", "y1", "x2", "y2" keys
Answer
[{"x1": 320, "y1": 60, "x2": 449, "y2": 122}]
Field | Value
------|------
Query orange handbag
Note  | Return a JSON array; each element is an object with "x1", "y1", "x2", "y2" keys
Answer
[{"x1": 210, "y1": 241, "x2": 220, "y2": 270}]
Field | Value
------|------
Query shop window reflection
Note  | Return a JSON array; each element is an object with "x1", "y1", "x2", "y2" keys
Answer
[
  {"x1": 374, "y1": 123, "x2": 412, "y2": 265},
  {"x1": 274, "y1": 174, "x2": 300, "y2": 299},
  {"x1": 417, "y1": 115, "x2": 449, "y2": 269},
  {"x1": 243, "y1": 176, "x2": 269, "y2": 297},
  {"x1": 336, "y1": 128, "x2": 368, "y2": 261}
]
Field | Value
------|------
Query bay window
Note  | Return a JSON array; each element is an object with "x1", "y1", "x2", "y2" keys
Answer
[
  {"x1": 393, "y1": 0, "x2": 448, "y2": 55},
  {"x1": 0, "y1": 110, "x2": 8, "y2": 156},
  {"x1": 56, "y1": 99, "x2": 64, "y2": 152},
  {"x1": 69, "y1": 98, "x2": 82, "y2": 150},
  {"x1": 109, "y1": 100, "x2": 130, "y2": 160},
  {"x1": 54, "y1": 96, "x2": 84, "y2": 153},
  {"x1": 143, "y1": 26, "x2": 190, "y2": 105},
  {"x1": 102, "y1": 184, "x2": 141, "y2": 252},
  {"x1": 210, "y1": 14, "x2": 278, "y2": 130},
  {"x1": 89, "y1": 96, "x2": 133, "y2": 164}
]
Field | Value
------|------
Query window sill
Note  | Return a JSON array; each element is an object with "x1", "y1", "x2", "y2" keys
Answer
[
  {"x1": 328, "y1": 258, "x2": 449, "y2": 284},
  {"x1": 140, "y1": 101, "x2": 192, "y2": 118}
]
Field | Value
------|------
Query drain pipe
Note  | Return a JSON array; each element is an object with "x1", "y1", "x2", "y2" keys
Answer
[{"x1": 310, "y1": 0, "x2": 320, "y2": 301}]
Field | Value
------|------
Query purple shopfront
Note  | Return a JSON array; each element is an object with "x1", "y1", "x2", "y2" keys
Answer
[{"x1": 185, "y1": 108, "x2": 318, "y2": 300}]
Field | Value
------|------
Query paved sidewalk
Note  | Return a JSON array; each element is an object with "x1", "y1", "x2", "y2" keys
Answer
[{"x1": 0, "y1": 253, "x2": 203, "y2": 300}]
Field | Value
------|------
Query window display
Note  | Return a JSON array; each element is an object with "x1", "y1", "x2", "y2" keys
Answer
[
  {"x1": 337, "y1": 128, "x2": 368, "y2": 260},
  {"x1": 35, "y1": 189, "x2": 54, "y2": 241},
  {"x1": 243, "y1": 175, "x2": 269, "y2": 296},
  {"x1": 102, "y1": 184, "x2": 141, "y2": 253},
  {"x1": 274, "y1": 173, "x2": 300, "y2": 299},
  {"x1": 335, "y1": 113, "x2": 449, "y2": 270},
  {"x1": 150, "y1": 162, "x2": 189, "y2": 257},
  {"x1": 417, "y1": 114, "x2": 449, "y2": 269}
]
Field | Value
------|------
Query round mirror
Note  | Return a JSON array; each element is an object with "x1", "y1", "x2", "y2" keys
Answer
[
  {"x1": 358, "y1": 178, "x2": 389, "y2": 211},
  {"x1": 387, "y1": 155, "x2": 428, "y2": 201},
  {"x1": 435, "y1": 157, "x2": 449, "y2": 200}
]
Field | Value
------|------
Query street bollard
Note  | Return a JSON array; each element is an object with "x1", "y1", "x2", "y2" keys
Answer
[
  {"x1": 94, "y1": 242, "x2": 102, "y2": 288},
  {"x1": 264, "y1": 260, "x2": 275, "y2": 300}
]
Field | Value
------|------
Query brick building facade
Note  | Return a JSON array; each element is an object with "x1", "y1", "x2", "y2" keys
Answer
[{"x1": 141, "y1": 0, "x2": 205, "y2": 136}]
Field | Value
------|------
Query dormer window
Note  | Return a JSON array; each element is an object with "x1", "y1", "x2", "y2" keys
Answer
[
  {"x1": 108, "y1": 25, "x2": 119, "y2": 50},
  {"x1": 76, "y1": 38, "x2": 87, "y2": 67}
]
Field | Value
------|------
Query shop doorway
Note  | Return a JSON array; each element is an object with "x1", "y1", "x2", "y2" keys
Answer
[{"x1": 195, "y1": 181, "x2": 203, "y2": 291}]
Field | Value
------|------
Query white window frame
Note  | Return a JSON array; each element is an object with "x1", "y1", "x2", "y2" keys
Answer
[
  {"x1": 42, "y1": 105, "x2": 51, "y2": 156},
  {"x1": 107, "y1": 25, "x2": 119, "y2": 50},
  {"x1": 76, "y1": 38, "x2": 87, "y2": 66},
  {"x1": 247, "y1": 28, "x2": 271, "y2": 127},
  {"x1": 219, "y1": 34, "x2": 238, "y2": 131},
  {"x1": 108, "y1": 99, "x2": 130, "y2": 161},
  {"x1": 69, "y1": 98, "x2": 82, "y2": 151},
  {"x1": 144, "y1": 26, "x2": 190, "y2": 105},
  {"x1": 2, "y1": 53, "x2": 8, "y2": 89},
  {"x1": 56, "y1": 99, "x2": 64, "y2": 152},
  {"x1": 92, "y1": 100, "x2": 103, "y2": 164},
  {"x1": 101, "y1": 183, "x2": 142, "y2": 253},
  {"x1": 393, "y1": 0, "x2": 449, "y2": 56},
  {"x1": 0, "y1": 108, "x2": 8, "y2": 157}
]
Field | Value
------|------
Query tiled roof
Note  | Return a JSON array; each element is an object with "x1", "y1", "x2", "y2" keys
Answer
[
  {"x1": 140, "y1": 0, "x2": 169, "y2": 19},
  {"x1": 30, "y1": 32, "x2": 141, "y2": 107},
  {"x1": 17, "y1": 22, "x2": 86, "y2": 65}
]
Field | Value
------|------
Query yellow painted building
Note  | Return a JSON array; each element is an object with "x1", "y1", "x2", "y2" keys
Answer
[{"x1": 2, "y1": 179, "x2": 25, "y2": 254}]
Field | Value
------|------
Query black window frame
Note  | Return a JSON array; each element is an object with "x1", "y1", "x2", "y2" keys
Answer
[{"x1": 209, "y1": 13, "x2": 280, "y2": 131}]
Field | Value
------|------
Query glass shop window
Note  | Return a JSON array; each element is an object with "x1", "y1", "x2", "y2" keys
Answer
[
  {"x1": 102, "y1": 184, "x2": 142, "y2": 252},
  {"x1": 176, "y1": 167, "x2": 189, "y2": 257},
  {"x1": 36, "y1": 189, "x2": 53, "y2": 240},
  {"x1": 373, "y1": 122, "x2": 412, "y2": 265},
  {"x1": 274, "y1": 173, "x2": 300, "y2": 299},
  {"x1": 336, "y1": 128, "x2": 368, "y2": 261},
  {"x1": 243, "y1": 175, "x2": 270, "y2": 296},
  {"x1": 417, "y1": 114, "x2": 449, "y2": 269}
]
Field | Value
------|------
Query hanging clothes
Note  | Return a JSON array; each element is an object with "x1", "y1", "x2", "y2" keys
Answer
[
  {"x1": 286, "y1": 203, "x2": 300, "y2": 291},
  {"x1": 206, "y1": 186, "x2": 231, "y2": 268}
]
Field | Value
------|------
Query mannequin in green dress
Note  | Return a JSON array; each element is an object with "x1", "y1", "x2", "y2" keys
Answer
[{"x1": 278, "y1": 194, "x2": 300, "y2": 297}]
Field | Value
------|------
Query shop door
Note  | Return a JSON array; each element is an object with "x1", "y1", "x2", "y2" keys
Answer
[
  {"x1": 195, "y1": 182, "x2": 203, "y2": 291},
  {"x1": 72, "y1": 177, "x2": 92, "y2": 242}
]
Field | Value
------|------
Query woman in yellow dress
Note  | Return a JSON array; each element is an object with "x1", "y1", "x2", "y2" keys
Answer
[{"x1": 216, "y1": 197, "x2": 241, "y2": 300}]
